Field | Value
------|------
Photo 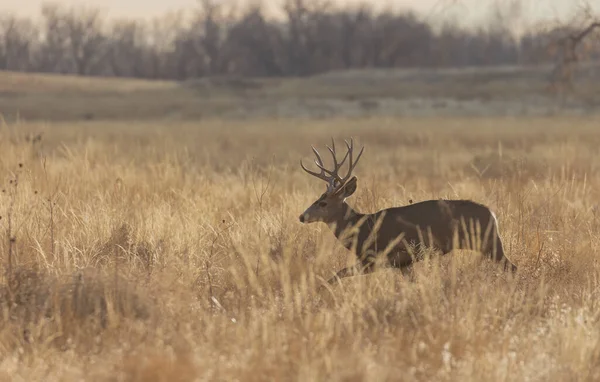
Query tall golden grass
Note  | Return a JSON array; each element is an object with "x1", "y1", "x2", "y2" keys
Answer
[{"x1": 1, "y1": 116, "x2": 600, "y2": 381}]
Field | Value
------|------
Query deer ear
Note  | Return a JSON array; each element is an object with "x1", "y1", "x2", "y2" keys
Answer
[{"x1": 337, "y1": 176, "x2": 357, "y2": 198}]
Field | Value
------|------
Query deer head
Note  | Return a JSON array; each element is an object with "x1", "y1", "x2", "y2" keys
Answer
[{"x1": 299, "y1": 138, "x2": 364, "y2": 224}]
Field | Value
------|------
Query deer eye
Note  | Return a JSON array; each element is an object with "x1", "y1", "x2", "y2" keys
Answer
[{"x1": 318, "y1": 201, "x2": 328, "y2": 208}]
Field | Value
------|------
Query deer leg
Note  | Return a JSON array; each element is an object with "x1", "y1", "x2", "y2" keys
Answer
[
  {"x1": 504, "y1": 259, "x2": 518, "y2": 273},
  {"x1": 485, "y1": 236, "x2": 517, "y2": 274},
  {"x1": 326, "y1": 259, "x2": 376, "y2": 285}
]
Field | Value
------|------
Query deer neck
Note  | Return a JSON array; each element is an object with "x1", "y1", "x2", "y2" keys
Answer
[{"x1": 329, "y1": 202, "x2": 365, "y2": 243}]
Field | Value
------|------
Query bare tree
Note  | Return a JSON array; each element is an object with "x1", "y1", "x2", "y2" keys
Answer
[
  {"x1": 4, "y1": 0, "x2": 598, "y2": 80},
  {"x1": 548, "y1": 17, "x2": 600, "y2": 93},
  {"x1": 226, "y1": 6, "x2": 285, "y2": 76},
  {"x1": 369, "y1": 12, "x2": 433, "y2": 68},
  {"x1": 62, "y1": 6, "x2": 107, "y2": 75},
  {"x1": 108, "y1": 20, "x2": 147, "y2": 77},
  {"x1": 338, "y1": 5, "x2": 371, "y2": 69},
  {"x1": 35, "y1": 4, "x2": 108, "y2": 75},
  {"x1": 283, "y1": 0, "x2": 317, "y2": 75},
  {"x1": 37, "y1": 4, "x2": 70, "y2": 73},
  {"x1": 145, "y1": 12, "x2": 186, "y2": 79},
  {"x1": 198, "y1": 0, "x2": 224, "y2": 76},
  {"x1": 0, "y1": 15, "x2": 36, "y2": 71}
]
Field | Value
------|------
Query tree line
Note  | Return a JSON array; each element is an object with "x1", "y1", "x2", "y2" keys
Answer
[{"x1": 0, "y1": 1, "x2": 598, "y2": 80}]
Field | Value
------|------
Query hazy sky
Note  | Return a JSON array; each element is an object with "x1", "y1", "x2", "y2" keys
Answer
[{"x1": 2, "y1": 0, "x2": 598, "y2": 27}]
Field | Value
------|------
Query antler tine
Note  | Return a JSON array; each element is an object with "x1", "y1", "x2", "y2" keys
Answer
[
  {"x1": 328, "y1": 137, "x2": 350, "y2": 170},
  {"x1": 311, "y1": 146, "x2": 325, "y2": 168},
  {"x1": 319, "y1": 137, "x2": 350, "y2": 184},
  {"x1": 301, "y1": 138, "x2": 363, "y2": 193},
  {"x1": 301, "y1": 144, "x2": 337, "y2": 191},
  {"x1": 300, "y1": 159, "x2": 329, "y2": 182},
  {"x1": 311, "y1": 145, "x2": 334, "y2": 176},
  {"x1": 339, "y1": 138, "x2": 364, "y2": 183}
]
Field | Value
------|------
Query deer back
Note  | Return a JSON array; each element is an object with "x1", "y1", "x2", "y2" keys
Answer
[{"x1": 350, "y1": 199, "x2": 497, "y2": 262}]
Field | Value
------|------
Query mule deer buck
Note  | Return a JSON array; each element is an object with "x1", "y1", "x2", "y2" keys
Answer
[{"x1": 298, "y1": 138, "x2": 518, "y2": 285}]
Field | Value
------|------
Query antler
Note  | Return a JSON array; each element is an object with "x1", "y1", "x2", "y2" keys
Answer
[{"x1": 300, "y1": 137, "x2": 364, "y2": 193}]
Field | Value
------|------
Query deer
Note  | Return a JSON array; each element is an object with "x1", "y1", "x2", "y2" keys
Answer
[{"x1": 298, "y1": 138, "x2": 518, "y2": 286}]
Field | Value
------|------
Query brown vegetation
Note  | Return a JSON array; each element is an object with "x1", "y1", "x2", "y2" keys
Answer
[
  {"x1": 0, "y1": 1, "x2": 598, "y2": 79},
  {"x1": 1, "y1": 115, "x2": 600, "y2": 380}
]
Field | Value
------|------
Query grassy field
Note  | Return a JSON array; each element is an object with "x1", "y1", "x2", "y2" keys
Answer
[
  {"x1": 1, "y1": 112, "x2": 600, "y2": 381},
  {"x1": 2, "y1": 63, "x2": 600, "y2": 122}
]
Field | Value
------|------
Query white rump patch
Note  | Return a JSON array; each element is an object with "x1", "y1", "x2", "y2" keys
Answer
[{"x1": 491, "y1": 211, "x2": 499, "y2": 230}]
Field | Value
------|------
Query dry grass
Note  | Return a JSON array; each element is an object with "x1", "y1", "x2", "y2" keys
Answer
[
  {"x1": 3, "y1": 65, "x2": 600, "y2": 122},
  {"x1": 1, "y1": 116, "x2": 600, "y2": 381},
  {"x1": 0, "y1": 71, "x2": 176, "y2": 94}
]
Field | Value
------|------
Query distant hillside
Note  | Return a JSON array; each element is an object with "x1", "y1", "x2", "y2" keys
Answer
[{"x1": 1, "y1": 63, "x2": 599, "y2": 122}]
